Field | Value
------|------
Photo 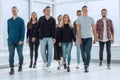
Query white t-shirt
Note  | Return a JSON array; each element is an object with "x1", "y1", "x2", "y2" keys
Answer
[{"x1": 100, "y1": 20, "x2": 110, "y2": 42}]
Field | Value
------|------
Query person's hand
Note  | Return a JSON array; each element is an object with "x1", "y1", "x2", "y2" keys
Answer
[
  {"x1": 19, "y1": 41, "x2": 23, "y2": 45},
  {"x1": 32, "y1": 37, "x2": 36, "y2": 43},
  {"x1": 58, "y1": 42, "x2": 61, "y2": 47},
  {"x1": 111, "y1": 38, "x2": 114, "y2": 44},
  {"x1": 52, "y1": 39, "x2": 56, "y2": 44},
  {"x1": 26, "y1": 39, "x2": 29, "y2": 43},
  {"x1": 93, "y1": 37, "x2": 98, "y2": 44},
  {"x1": 74, "y1": 42, "x2": 76, "y2": 46},
  {"x1": 78, "y1": 38, "x2": 82, "y2": 44}
]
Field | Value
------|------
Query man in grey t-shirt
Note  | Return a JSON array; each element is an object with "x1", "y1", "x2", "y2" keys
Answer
[{"x1": 76, "y1": 6, "x2": 97, "y2": 72}]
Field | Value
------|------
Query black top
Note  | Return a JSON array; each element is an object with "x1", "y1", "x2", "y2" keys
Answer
[
  {"x1": 73, "y1": 20, "x2": 77, "y2": 35},
  {"x1": 33, "y1": 16, "x2": 56, "y2": 39},
  {"x1": 60, "y1": 24, "x2": 76, "y2": 42},
  {"x1": 55, "y1": 27, "x2": 62, "y2": 45},
  {"x1": 26, "y1": 22, "x2": 39, "y2": 39}
]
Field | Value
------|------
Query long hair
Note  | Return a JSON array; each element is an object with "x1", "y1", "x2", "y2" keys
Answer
[
  {"x1": 27, "y1": 12, "x2": 37, "y2": 29},
  {"x1": 62, "y1": 14, "x2": 72, "y2": 28}
]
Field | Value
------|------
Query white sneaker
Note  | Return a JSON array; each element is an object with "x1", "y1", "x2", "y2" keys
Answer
[
  {"x1": 46, "y1": 67, "x2": 51, "y2": 72},
  {"x1": 42, "y1": 63, "x2": 47, "y2": 70},
  {"x1": 57, "y1": 65, "x2": 61, "y2": 69},
  {"x1": 76, "y1": 64, "x2": 80, "y2": 69}
]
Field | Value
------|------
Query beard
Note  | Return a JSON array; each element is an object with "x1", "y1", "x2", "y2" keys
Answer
[{"x1": 102, "y1": 15, "x2": 106, "y2": 18}]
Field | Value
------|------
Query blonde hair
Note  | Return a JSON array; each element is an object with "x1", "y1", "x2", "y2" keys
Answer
[{"x1": 62, "y1": 14, "x2": 72, "y2": 28}]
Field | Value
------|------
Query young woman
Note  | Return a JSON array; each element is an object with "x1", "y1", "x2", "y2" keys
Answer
[
  {"x1": 60, "y1": 14, "x2": 76, "y2": 72},
  {"x1": 54, "y1": 15, "x2": 63, "y2": 69},
  {"x1": 26, "y1": 12, "x2": 40, "y2": 68}
]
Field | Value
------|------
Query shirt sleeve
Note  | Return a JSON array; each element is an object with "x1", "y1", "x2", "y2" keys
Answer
[
  {"x1": 20, "y1": 19, "x2": 25, "y2": 42},
  {"x1": 76, "y1": 17, "x2": 80, "y2": 24},
  {"x1": 91, "y1": 17, "x2": 95, "y2": 25}
]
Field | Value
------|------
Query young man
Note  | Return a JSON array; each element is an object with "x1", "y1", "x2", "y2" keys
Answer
[
  {"x1": 96, "y1": 9, "x2": 114, "y2": 69},
  {"x1": 76, "y1": 6, "x2": 97, "y2": 72},
  {"x1": 32, "y1": 6, "x2": 56, "y2": 72},
  {"x1": 7, "y1": 6, "x2": 25, "y2": 75},
  {"x1": 73, "y1": 10, "x2": 82, "y2": 69}
]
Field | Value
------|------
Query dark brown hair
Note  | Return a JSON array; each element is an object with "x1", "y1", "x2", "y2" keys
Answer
[
  {"x1": 101, "y1": 8, "x2": 107, "y2": 13},
  {"x1": 82, "y1": 5, "x2": 87, "y2": 10},
  {"x1": 27, "y1": 12, "x2": 37, "y2": 29},
  {"x1": 77, "y1": 10, "x2": 81, "y2": 13}
]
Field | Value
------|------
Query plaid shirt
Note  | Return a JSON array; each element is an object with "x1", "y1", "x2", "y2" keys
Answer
[{"x1": 96, "y1": 18, "x2": 114, "y2": 40}]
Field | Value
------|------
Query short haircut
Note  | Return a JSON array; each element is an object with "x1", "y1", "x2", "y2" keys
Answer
[
  {"x1": 82, "y1": 5, "x2": 87, "y2": 10},
  {"x1": 77, "y1": 10, "x2": 81, "y2": 13},
  {"x1": 101, "y1": 8, "x2": 107, "y2": 13},
  {"x1": 45, "y1": 6, "x2": 51, "y2": 9},
  {"x1": 12, "y1": 6, "x2": 18, "y2": 9}
]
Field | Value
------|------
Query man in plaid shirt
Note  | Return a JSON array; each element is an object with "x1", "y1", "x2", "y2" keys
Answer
[{"x1": 96, "y1": 8, "x2": 114, "y2": 69}]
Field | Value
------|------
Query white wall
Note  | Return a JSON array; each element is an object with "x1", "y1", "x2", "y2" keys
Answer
[
  {"x1": 0, "y1": 0, "x2": 120, "y2": 66},
  {"x1": 0, "y1": 0, "x2": 29, "y2": 49},
  {"x1": 56, "y1": 0, "x2": 120, "y2": 61}
]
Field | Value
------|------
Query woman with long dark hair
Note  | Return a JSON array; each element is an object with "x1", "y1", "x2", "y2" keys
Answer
[{"x1": 26, "y1": 12, "x2": 40, "y2": 68}]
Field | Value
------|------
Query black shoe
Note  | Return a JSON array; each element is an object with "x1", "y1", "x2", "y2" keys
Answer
[
  {"x1": 9, "y1": 69, "x2": 14, "y2": 75},
  {"x1": 99, "y1": 61, "x2": 102, "y2": 66},
  {"x1": 18, "y1": 66, "x2": 22, "y2": 72},
  {"x1": 64, "y1": 63, "x2": 66, "y2": 69},
  {"x1": 33, "y1": 65, "x2": 36, "y2": 68},
  {"x1": 29, "y1": 64, "x2": 32, "y2": 68},
  {"x1": 107, "y1": 64, "x2": 111, "y2": 69},
  {"x1": 29, "y1": 61, "x2": 33, "y2": 68},
  {"x1": 84, "y1": 66, "x2": 89, "y2": 73},
  {"x1": 67, "y1": 66, "x2": 70, "y2": 72}
]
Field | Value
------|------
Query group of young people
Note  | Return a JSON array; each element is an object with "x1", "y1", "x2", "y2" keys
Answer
[{"x1": 7, "y1": 5, "x2": 114, "y2": 75}]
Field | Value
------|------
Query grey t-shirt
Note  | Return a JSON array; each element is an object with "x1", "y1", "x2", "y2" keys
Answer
[{"x1": 76, "y1": 16, "x2": 95, "y2": 38}]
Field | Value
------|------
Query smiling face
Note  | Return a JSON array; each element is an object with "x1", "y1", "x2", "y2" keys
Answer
[
  {"x1": 57, "y1": 15, "x2": 62, "y2": 23},
  {"x1": 77, "y1": 11, "x2": 82, "y2": 17},
  {"x1": 31, "y1": 12, "x2": 37, "y2": 20},
  {"x1": 63, "y1": 14, "x2": 70, "y2": 23}
]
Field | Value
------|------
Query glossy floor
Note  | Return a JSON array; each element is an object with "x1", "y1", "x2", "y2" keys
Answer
[{"x1": 0, "y1": 62, "x2": 119, "y2": 80}]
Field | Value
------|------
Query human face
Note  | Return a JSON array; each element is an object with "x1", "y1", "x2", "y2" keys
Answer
[
  {"x1": 77, "y1": 12, "x2": 82, "y2": 17},
  {"x1": 101, "y1": 10, "x2": 107, "y2": 18},
  {"x1": 12, "y1": 7, "x2": 18, "y2": 16},
  {"x1": 57, "y1": 16, "x2": 62, "y2": 23},
  {"x1": 82, "y1": 7, "x2": 88, "y2": 15},
  {"x1": 45, "y1": 8, "x2": 51, "y2": 16},
  {"x1": 31, "y1": 12, "x2": 37, "y2": 20},
  {"x1": 63, "y1": 15, "x2": 69, "y2": 23}
]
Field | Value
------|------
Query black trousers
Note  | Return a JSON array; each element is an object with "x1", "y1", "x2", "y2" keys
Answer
[
  {"x1": 29, "y1": 38, "x2": 40, "y2": 64},
  {"x1": 54, "y1": 44, "x2": 62, "y2": 60},
  {"x1": 99, "y1": 40, "x2": 111, "y2": 64}
]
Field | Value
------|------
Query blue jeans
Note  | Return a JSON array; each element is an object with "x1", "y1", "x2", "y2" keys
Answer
[
  {"x1": 40, "y1": 38, "x2": 53, "y2": 67},
  {"x1": 62, "y1": 42, "x2": 73, "y2": 65},
  {"x1": 80, "y1": 38, "x2": 92, "y2": 66},
  {"x1": 76, "y1": 36, "x2": 81, "y2": 64},
  {"x1": 8, "y1": 41, "x2": 24, "y2": 68}
]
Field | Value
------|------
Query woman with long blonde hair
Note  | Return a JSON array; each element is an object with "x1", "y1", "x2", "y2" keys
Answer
[
  {"x1": 60, "y1": 14, "x2": 76, "y2": 72},
  {"x1": 54, "y1": 15, "x2": 63, "y2": 69}
]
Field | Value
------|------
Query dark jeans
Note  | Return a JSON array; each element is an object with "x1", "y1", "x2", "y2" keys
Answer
[
  {"x1": 80, "y1": 38, "x2": 92, "y2": 66},
  {"x1": 99, "y1": 40, "x2": 111, "y2": 64},
  {"x1": 8, "y1": 41, "x2": 24, "y2": 68},
  {"x1": 29, "y1": 38, "x2": 40, "y2": 65}
]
